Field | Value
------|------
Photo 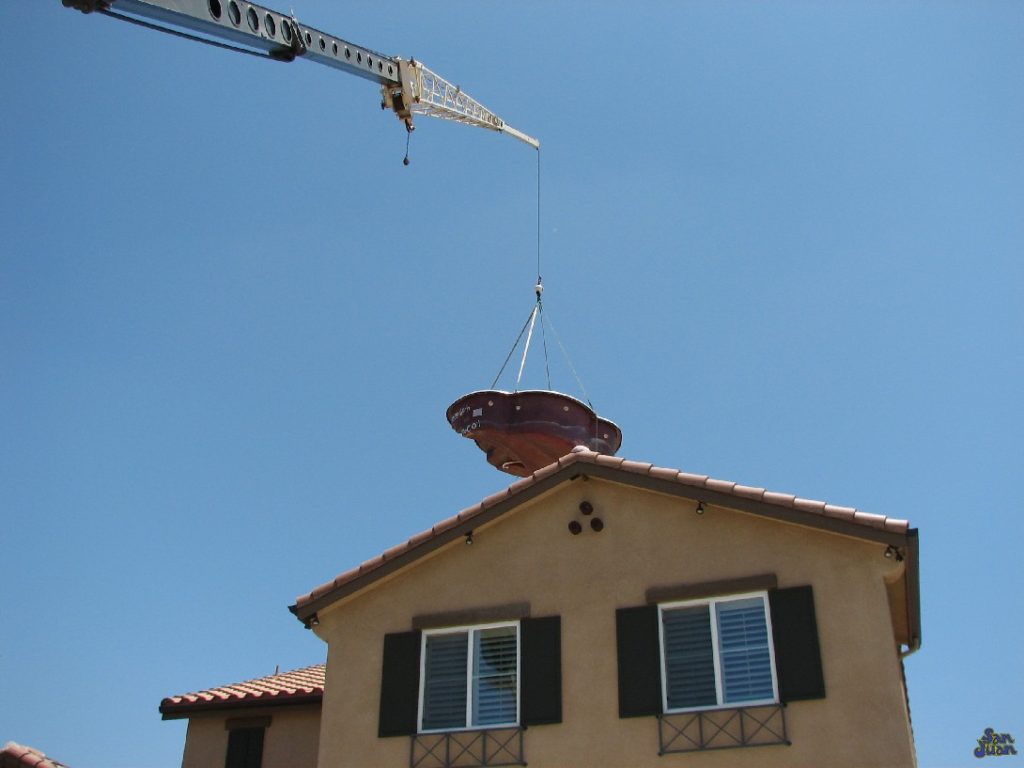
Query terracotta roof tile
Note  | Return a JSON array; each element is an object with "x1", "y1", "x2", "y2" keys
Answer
[
  {"x1": 532, "y1": 461, "x2": 561, "y2": 480},
  {"x1": 704, "y1": 477, "x2": 737, "y2": 494},
  {"x1": 762, "y1": 491, "x2": 797, "y2": 507},
  {"x1": 160, "y1": 664, "x2": 325, "y2": 716},
  {"x1": 852, "y1": 511, "x2": 888, "y2": 530},
  {"x1": 732, "y1": 484, "x2": 766, "y2": 500},
  {"x1": 433, "y1": 514, "x2": 460, "y2": 535},
  {"x1": 887, "y1": 518, "x2": 910, "y2": 534},
  {"x1": 358, "y1": 555, "x2": 384, "y2": 572},
  {"x1": 309, "y1": 581, "x2": 331, "y2": 600},
  {"x1": 676, "y1": 471, "x2": 710, "y2": 487},
  {"x1": 1, "y1": 742, "x2": 70, "y2": 768},
  {"x1": 619, "y1": 459, "x2": 654, "y2": 474},
  {"x1": 557, "y1": 452, "x2": 579, "y2": 468},
  {"x1": 648, "y1": 466, "x2": 680, "y2": 482},
  {"x1": 507, "y1": 476, "x2": 535, "y2": 494},
  {"x1": 822, "y1": 504, "x2": 857, "y2": 522},
  {"x1": 792, "y1": 497, "x2": 827, "y2": 513},
  {"x1": 408, "y1": 530, "x2": 433, "y2": 547},
  {"x1": 293, "y1": 450, "x2": 913, "y2": 614},
  {"x1": 481, "y1": 489, "x2": 510, "y2": 509}
]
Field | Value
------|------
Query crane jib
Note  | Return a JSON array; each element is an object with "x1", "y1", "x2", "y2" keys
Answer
[
  {"x1": 77, "y1": 0, "x2": 402, "y2": 84},
  {"x1": 61, "y1": 0, "x2": 539, "y2": 148}
]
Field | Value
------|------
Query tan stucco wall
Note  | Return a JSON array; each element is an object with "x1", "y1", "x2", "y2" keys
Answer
[
  {"x1": 179, "y1": 704, "x2": 320, "y2": 768},
  {"x1": 314, "y1": 478, "x2": 916, "y2": 768}
]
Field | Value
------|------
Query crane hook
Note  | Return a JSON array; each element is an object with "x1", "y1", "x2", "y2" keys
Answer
[{"x1": 403, "y1": 122, "x2": 413, "y2": 166}]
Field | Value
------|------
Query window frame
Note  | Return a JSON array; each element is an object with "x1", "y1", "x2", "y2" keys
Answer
[
  {"x1": 657, "y1": 590, "x2": 779, "y2": 714},
  {"x1": 417, "y1": 620, "x2": 521, "y2": 734}
]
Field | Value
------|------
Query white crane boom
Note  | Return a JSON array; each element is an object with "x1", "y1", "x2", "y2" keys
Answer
[{"x1": 61, "y1": 0, "x2": 540, "y2": 149}]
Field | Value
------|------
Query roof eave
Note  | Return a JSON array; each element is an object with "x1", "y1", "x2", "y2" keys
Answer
[
  {"x1": 579, "y1": 461, "x2": 910, "y2": 545},
  {"x1": 159, "y1": 691, "x2": 323, "y2": 720}
]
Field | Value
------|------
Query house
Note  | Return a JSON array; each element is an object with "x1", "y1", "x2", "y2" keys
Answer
[
  {"x1": 159, "y1": 665, "x2": 324, "y2": 768},
  {"x1": 164, "y1": 446, "x2": 920, "y2": 767}
]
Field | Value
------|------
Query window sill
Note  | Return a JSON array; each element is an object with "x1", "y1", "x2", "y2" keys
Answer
[
  {"x1": 658, "y1": 704, "x2": 789, "y2": 754},
  {"x1": 411, "y1": 726, "x2": 525, "y2": 768},
  {"x1": 663, "y1": 696, "x2": 779, "y2": 716}
]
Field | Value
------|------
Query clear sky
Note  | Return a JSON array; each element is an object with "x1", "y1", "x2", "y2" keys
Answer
[{"x1": 2, "y1": 2, "x2": 1021, "y2": 766}]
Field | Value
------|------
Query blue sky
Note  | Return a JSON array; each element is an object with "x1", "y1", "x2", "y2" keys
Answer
[{"x1": 2, "y1": 2, "x2": 1021, "y2": 766}]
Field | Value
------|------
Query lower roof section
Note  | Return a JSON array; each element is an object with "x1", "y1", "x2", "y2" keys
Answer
[
  {"x1": 160, "y1": 663, "x2": 325, "y2": 720},
  {"x1": 0, "y1": 742, "x2": 71, "y2": 768}
]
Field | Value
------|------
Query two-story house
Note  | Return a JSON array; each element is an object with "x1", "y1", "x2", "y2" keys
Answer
[{"x1": 162, "y1": 446, "x2": 920, "y2": 767}]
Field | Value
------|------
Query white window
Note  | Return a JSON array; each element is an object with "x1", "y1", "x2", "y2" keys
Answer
[
  {"x1": 659, "y1": 592, "x2": 778, "y2": 712},
  {"x1": 419, "y1": 622, "x2": 519, "y2": 732}
]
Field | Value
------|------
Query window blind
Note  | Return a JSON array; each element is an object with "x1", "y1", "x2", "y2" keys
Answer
[
  {"x1": 662, "y1": 605, "x2": 716, "y2": 710},
  {"x1": 421, "y1": 632, "x2": 468, "y2": 731},
  {"x1": 716, "y1": 597, "x2": 773, "y2": 703},
  {"x1": 472, "y1": 626, "x2": 518, "y2": 726}
]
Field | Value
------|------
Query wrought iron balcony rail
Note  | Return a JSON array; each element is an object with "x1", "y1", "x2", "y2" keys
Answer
[
  {"x1": 411, "y1": 727, "x2": 525, "y2": 768},
  {"x1": 658, "y1": 703, "x2": 789, "y2": 754}
]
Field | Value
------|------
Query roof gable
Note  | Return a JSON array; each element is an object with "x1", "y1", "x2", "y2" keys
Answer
[{"x1": 291, "y1": 448, "x2": 916, "y2": 629}]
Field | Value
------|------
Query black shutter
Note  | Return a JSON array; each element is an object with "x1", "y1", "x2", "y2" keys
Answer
[
  {"x1": 615, "y1": 605, "x2": 662, "y2": 718},
  {"x1": 225, "y1": 728, "x2": 264, "y2": 768},
  {"x1": 520, "y1": 616, "x2": 562, "y2": 725},
  {"x1": 769, "y1": 585, "x2": 826, "y2": 702},
  {"x1": 378, "y1": 630, "x2": 422, "y2": 737}
]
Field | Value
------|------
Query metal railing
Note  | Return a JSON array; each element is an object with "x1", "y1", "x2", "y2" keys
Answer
[
  {"x1": 658, "y1": 704, "x2": 789, "y2": 754},
  {"x1": 411, "y1": 727, "x2": 524, "y2": 768}
]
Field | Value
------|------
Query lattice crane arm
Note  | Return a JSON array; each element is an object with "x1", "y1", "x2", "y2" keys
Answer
[{"x1": 61, "y1": 0, "x2": 539, "y2": 149}]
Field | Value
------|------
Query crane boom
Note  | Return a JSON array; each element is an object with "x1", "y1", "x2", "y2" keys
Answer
[{"x1": 61, "y1": 0, "x2": 539, "y2": 149}]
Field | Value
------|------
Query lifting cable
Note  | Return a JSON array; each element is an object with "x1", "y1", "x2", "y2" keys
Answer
[
  {"x1": 491, "y1": 147, "x2": 546, "y2": 391},
  {"x1": 516, "y1": 298, "x2": 540, "y2": 389},
  {"x1": 542, "y1": 311, "x2": 593, "y2": 410},
  {"x1": 490, "y1": 307, "x2": 535, "y2": 390},
  {"x1": 490, "y1": 145, "x2": 594, "y2": 410},
  {"x1": 536, "y1": 146, "x2": 542, "y2": 290},
  {"x1": 522, "y1": 147, "x2": 552, "y2": 390},
  {"x1": 491, "y1": 284, "x2": 592, "y2": 408},
  {"x1": 536, "y1": 149, "x2": 552, "y2": 390}
]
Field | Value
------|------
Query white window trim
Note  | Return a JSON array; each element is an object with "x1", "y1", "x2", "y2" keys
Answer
[
  {"x1": 417, "y1": 620, "x2": 521, "y2": 733},
  {"x1": 657, "y1": 590, "x2": 779, "y2": 714}
]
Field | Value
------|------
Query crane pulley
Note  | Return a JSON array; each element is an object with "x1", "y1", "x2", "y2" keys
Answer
[{"x1": 60, "y1": 0, "x2": 539, "y2": 150}]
